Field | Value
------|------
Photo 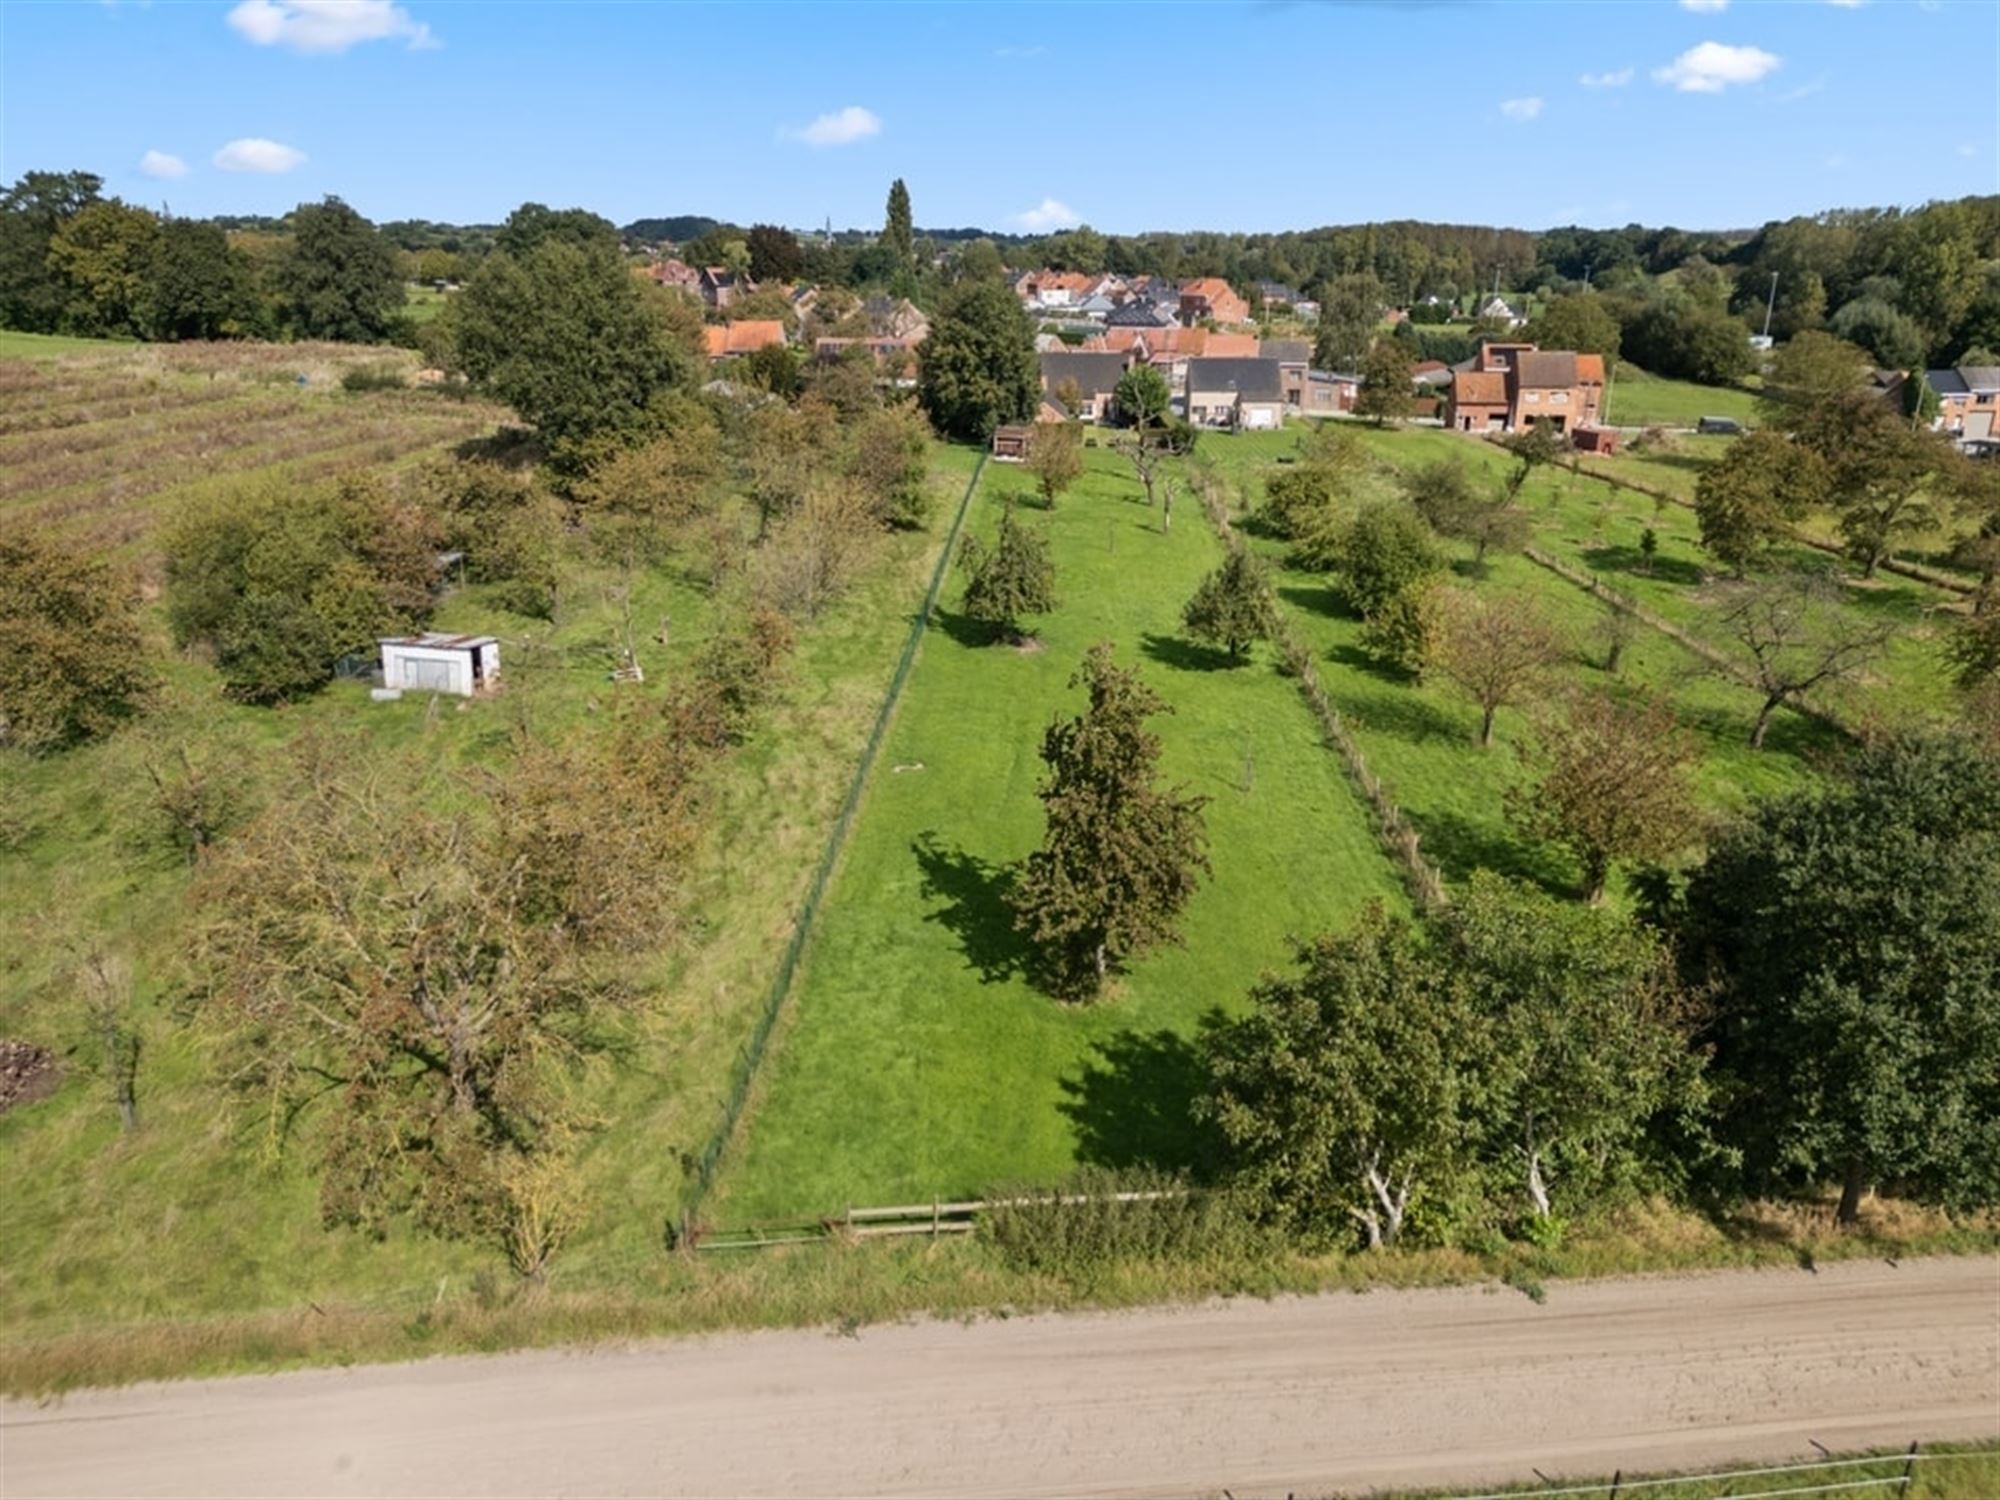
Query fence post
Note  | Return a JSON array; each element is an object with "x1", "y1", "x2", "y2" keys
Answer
[
  {"x1": 1607, "y1": 1469, "x2": 1621, "y2": 1500},
  {"x1": 1898, "y1": 1441, "x2": 1919, "y2": 1496}
]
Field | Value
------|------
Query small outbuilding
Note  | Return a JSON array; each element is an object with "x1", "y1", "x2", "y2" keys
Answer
[
  {"x1": 1572, "y1": 426, "x2": 1619, "y2": 455},
  {"x1": 990, "y1": 424, "x2": 1034, "y2": 461},
  {"x1": 378, "y1": 633, "x2": 500, "y2": 697}
]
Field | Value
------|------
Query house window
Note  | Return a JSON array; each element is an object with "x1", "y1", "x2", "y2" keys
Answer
[
  {"x1": 1551, "y1": 392, "x2": 1568, "y2": 405},
  {"x1": 1524, "y1": 391, "x2": 1540, "y2": 404}
]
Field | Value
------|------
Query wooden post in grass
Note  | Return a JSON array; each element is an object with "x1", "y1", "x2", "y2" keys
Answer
[{"x1": 1898, "y1": 1442, "x2": 1920, "y2": 1496}]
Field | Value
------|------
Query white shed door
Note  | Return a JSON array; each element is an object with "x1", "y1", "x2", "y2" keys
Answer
[
  {"x1": 1244, "y1": 406, "x2": 1276, "y2": 430},
  {"x1": 1967, "y1": 411, "x2": 1994, "y2": 440},
  {"x1": 401, "y1": 656, "x2": 454, "y2": 692}
]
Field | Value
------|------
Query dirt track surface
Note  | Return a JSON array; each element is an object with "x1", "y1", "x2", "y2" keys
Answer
[{"x1": 5, "y1": 1257, "x2": 1996, "y2": 1499}]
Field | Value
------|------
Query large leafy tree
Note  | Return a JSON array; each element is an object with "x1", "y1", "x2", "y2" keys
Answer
[
  {"x1": 1025, "y1": 420, "x2": 1084, "y2": 508},
  {"x1": 959, "y1": 504, "x2": 1055, "y2": 642},
  {"x1": 47, "y1": 199, "x2": 158, "y2": 338},
  {"x1": 1011, "y1": 645, "x2": 1209, "y2": 999},
  {"x1": 1182, "y1": 548, "x2": 1276, "y2": 664},
  {"x1": 143, "y1": 219, "x2": 260, "y2": 341},
  {"x1": 1203, "y1": 908, "x2": 1478, "y2": 1248},
  {"x1": 1449, "y1": 874, "x2": 1702, "y2": 1223},
  {"x1": 1424, "y1": 588, "x2": 1565, "y2": 748},
  {"x1": 1403, "y1": 458, "x2": 1529, "y2": 574},
  {"x1": 847, "y1": 403, "x2": 932, "y2": 528},
  {"x1": 1525, "y1": 291, "x2": 1622, "y2": 361},
  {"x1": 1113, "y1": 363, "x2": 1170, "y2": 432},
  {"x1": 1320, "y1": 500, "x2": 1441, "y2": 615},
  {"x1": 1512, "y1": 689, "x2": 1700, "y2": 903},
  {"x1": 454, "y1": 221, "x2": 699, "y2": 468},
  {"x1": 0, "y1": 528, "x2": 154, "y2": 752},
  {"x1": 1680, "y1": 731, "x2": 2000, "y2": 1222},
  {"x1": 745, "y1": 223, "x2": 803, "y2": 284},
  {"x1": 1311, "y1": 272, "x2": 1385, "y2": 373},
  {"x1": 276, "y1": 196, "x2": 404, "y2": 342},
  {"x1": 1355, "y1": 338, "x2": 1414, "y2": 426},
  {"x1": 1801, "y1": 396, "x2": 1950, "y2": 579},
  {"x1": 1694, "y1": 431, "x2": 1826, "y2": 576},
  {"x1": 1620, "y1": 298, "x2": 1754, "y2": 386},
  {"x1": 193, "y1": 723, "x2": 701, "y2": 1277},
  {"x1": 0, "y1": 169, "x2": 101, "y2": 332},
  {"x1": 165, "y1": 477, "x2": 442, "y2": 704},
  {"x1": 916, "y1": 279, "x2": 1038, "y2": 442}
]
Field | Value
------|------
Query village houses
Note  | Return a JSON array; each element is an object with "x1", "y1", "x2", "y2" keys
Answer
[{"x1": 1444, "y1": 342, "x2": 1606, "y2": 436}]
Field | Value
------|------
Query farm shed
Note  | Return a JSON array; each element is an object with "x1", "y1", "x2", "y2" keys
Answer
[
  {"x1": 378, "y1": 633, "x2": 499, "y2": 697},
  {"x1": 991, "y1": 424, "x2": 1034, "y2": 461}
]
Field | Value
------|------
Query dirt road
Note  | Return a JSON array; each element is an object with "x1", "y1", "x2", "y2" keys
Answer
[{"x1": 5, "y1": 1257, "x2": 1995, "y2": 1499}]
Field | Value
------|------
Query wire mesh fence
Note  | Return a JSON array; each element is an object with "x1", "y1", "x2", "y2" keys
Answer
[
  {"x1": 672, "y1": 454, "x2": 990, "y2": 1243},
  {"x1": 1440, "y1": 1443, "x2": 1997, "y2": 1500}
]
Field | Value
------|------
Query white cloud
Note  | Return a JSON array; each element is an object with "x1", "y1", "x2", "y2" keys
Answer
[
  {"x1": 1579, "y1": 67, "x2": 1633, "y2": 89},
  {"x1": 1500, "y1": 96, "x2": 1544, "y2": 121},
  {"x1": 1013, "y1": 198, "x2": 1081, "y2": 232},
  {"x1": 1678, "y1": 0, "x2": 1728, "y2": 11},
  {"x1": 1654, "y1": 41, "x2": 1781, "y2": 93},
  {"x1": 783, "y1": 105, "x2": 882, "y2": 148},
  {"x1": 1825, "y1": 0, "x2": 1865, "y2": 8},
  {"x1": 139, "y1": 149, "x2": 187, "y2": 179},
  {"x1": 213, "y1": 137, "x2": 307, "y2": 173},
  {"x1": 226, "y1": 0, "x2": 436, "y2": 55}
]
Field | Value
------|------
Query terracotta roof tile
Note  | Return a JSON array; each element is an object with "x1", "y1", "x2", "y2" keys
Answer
[{"x1": 1452, "y1": 371, "x2": 1508, "y2": 405}]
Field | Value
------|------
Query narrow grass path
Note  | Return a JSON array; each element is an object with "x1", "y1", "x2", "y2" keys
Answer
[{"x1": 716, "y1": 447, "x2": 1405, "y2": 1224}]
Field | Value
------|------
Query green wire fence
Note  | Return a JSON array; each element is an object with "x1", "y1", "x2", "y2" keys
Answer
[{"x1": 672, "y1": 453, "x2": 990, "y2": 1244}]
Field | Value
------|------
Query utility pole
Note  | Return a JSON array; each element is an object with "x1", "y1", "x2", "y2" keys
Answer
[{"x1": 1761, "y1": 271, "x2": 1779, "y2": 342}]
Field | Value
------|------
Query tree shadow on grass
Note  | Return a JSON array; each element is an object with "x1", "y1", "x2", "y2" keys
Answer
[
  {"x1": 1138, "y1": 631, "x2": 1237, "y2": 674},
  {"x1": 1058, "y1": 1020, "x2": 1227, "y2": 1180},
  {"x1": 1277, "y1": 580, "x2": 1355, "y2": 620},
  {"x1": 1405, "y1": 806, "x2": 1577, "y2": 898},
  {"x1": 929, "y1": 606, "x2": 1009, "y2": 650},
  {"x1": 1340, "y1": 684, "x2": 1469, "y2": 745},
  {"x1": 913, "y1": 832, "x2": 1029, "y2": 984},
  {"x1": 1326, "y1": 641, "x2": 1416, "y2": 687},
  {"x1": 1580, "y1": 544, "x2": 1706, "y2": 589}
]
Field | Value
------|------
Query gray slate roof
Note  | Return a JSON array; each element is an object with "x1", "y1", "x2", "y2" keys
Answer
[
  {"x1": 1185, "y1": 357, "x2": 1283, "y2": 401},
  {"x1": 1926, "y1": 366, "x2": 2000, "y2": 395},
  {"x1": 1260, "y1": 338, "x2": 1311, "y2": 365},
  {"x1": 1040, "y1": 351, "x2": 1130, "y2": 398},
  {"x1": 1106, "y1": 300, "x2": 1178, "y2": 328}
]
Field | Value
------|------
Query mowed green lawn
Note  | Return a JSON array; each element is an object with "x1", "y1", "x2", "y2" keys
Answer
[
  {"x1": 717, "y1": 447, "x2": 1405, "y2": 1223},
  {"x1": 1602, "y1": 364, "x2": 1760, "y2": 430},
  {"x1": 0, "y1": 330, "x2": 136, "y2": 358},
  {"x1": 1200, "y1": 429, "x2": 1835, "y2": 900}
]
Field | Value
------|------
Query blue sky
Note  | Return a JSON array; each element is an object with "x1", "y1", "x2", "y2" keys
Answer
[{"x1": 3, "y1": 1, "x2": 1994, "y2": 233}]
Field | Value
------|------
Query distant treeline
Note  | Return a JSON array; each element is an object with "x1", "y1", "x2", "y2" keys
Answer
[{"x1": 8, "y1": 163, "x2": 1996, "y2": 369}]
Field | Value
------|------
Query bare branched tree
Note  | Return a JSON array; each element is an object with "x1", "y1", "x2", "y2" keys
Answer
[{"x1": 1719, "y1": 571, "x2": 1893, "y2": 749}]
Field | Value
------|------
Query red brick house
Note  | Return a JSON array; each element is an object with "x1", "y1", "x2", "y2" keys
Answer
[
  {"x1": 1178, "y1": 278, "x2": 1251, "y2": 328},
  {"x1": 1445, "y1": 343, "x2": 1606, "y2": 435}
]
